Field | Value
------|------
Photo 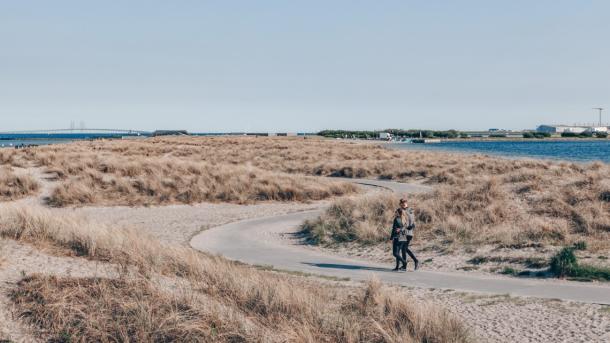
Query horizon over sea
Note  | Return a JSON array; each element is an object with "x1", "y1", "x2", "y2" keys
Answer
[
  {"x1": 2, "y1": 136, "x2": 609, "y2": 164},
  {"x1": 393, "y1": 140, "x2": 610, "y2": 163}
]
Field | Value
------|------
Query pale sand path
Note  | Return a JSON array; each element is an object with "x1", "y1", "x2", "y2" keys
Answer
[{"x1": 191, "y1": 178, "x2": 610, "y2": 305}]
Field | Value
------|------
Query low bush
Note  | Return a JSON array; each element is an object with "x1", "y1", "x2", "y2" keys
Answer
[
  {"x1": 549, "y1": 247, "x2": 578, "y2": 277},
  {"x1": 549, "y1": 247, "x2": 610, "y2": 281}
]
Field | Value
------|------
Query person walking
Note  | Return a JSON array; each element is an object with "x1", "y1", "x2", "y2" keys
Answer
[
  {"x1": 399, "y1": 198, "x2": 419, "y2": 270},
  {"x1": 391, "y1": 208, "x2": 409, "y2": 271}
]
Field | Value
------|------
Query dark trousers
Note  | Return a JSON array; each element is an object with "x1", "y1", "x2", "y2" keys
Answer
[{"x1": 393, "y1": 237, "x2": 418, "y2": 268}]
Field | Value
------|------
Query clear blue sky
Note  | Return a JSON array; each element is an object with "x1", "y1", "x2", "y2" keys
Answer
[{"x1": 1, "y1": 1, "x2": 608, "y2": 132}]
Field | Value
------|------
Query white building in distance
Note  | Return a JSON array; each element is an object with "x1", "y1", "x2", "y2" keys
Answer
[
  {"x1": 536, "y1": 125, "x2": 588, "y2": 134},
  {"x1": 379, "y1": 132, "x2": 392, "y2": 140}
]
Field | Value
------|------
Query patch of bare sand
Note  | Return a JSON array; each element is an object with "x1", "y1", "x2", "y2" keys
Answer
[
  {"x1": 65, "y1": 201, "x2": 327, "y2": 245},
  {"x1": 402, "y1": 287, "x2": 610, "y2": 343}
]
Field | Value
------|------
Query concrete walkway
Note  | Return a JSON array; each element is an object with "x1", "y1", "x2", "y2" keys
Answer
[{"x1": 191, "y1": 179, "x2": 610, "y2": 305}]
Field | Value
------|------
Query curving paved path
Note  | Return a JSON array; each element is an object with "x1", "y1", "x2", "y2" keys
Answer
[{"x1": 191, "y1": 178, "x2": 610, "y2": 305}]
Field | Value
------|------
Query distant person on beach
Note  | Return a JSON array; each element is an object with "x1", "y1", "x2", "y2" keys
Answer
[{"x1": 391, "y1": 199, "x2": 419, "y2": 271}]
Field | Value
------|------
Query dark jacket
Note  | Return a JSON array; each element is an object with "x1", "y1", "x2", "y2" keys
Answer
[{"x1": 391, "y1": 217, "x2": 406, "y2": 241}]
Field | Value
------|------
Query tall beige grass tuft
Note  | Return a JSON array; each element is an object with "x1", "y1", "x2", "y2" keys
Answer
[
  {"x1": 0, "y1": 168, "x2": 39, "y2": 201},
  {"x1": 10, "y1": 275, "x2": 263, "y2": 342}
]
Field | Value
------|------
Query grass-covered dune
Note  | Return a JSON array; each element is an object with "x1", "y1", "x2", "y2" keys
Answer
[
  {"x1": 1, "y1": 206, "x2": 472, "y2": 342},
  {"x1": 4, "y1": 136, "x2": 609, "y2": 250},
  {"x1": 303, "y1": 163, "x2": 610, "y2": 251}
]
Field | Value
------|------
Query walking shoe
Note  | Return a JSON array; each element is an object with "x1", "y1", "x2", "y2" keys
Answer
[
  {"x1": 400, "y1": 264, "x2": 407, "y2": 271},
  {"x1": 414, "y1": 261, "x2": 419, "y2": 271},
  {"x1": 392, "y1": 266, "x2": 400, "y2": 271}
]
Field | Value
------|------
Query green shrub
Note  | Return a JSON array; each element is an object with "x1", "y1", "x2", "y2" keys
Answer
[
  {"x1": 549, "y1": 247, "x2": 610, "y2": 281},
  {"x1": 549, "y1": 247, "x2": 577, "y2": 277},
  {"x1": 568, "y1": 265, "x2": 610, "y2": 281}
]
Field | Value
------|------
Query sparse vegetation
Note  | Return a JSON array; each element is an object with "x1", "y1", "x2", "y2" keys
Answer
[
  {"x1": 549, "y1": 247, "x2": 610, "y2": 281},
  {"x1": 1, "y1": 206, "x2": 473, "y2": 342}
]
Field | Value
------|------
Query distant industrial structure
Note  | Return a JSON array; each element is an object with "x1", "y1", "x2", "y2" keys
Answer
[
  {"x1": 536, "y1": 107, "x2": 609, "y2": 135},
  {"x1": 536, "y1": 125, "x2": 609, "y2": 134}
]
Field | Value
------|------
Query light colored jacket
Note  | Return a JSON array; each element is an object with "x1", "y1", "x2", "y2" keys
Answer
[{"x1": 405, "y1": 208, "x2": 415, "y2": 237}]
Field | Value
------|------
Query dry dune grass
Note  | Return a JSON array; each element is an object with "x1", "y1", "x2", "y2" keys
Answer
[
  {"x1": 303, "y1": 169, "x2": 610, "y2": 251},
  {"x1": 46, "y1": 159, "x2": 357, "y2": 206},
  {"x1": 7, "y1": 139, "x2": 360, "y2": 206},
  {"x1": 0, "y1": 167, "x2": 39, "y2": 201},
  {"x1": 1, "y1": 206, "x2": 472, "y2": 342},
  {"x1": 0, "y1": 149, "x2": 24, "y2": 168},
  {"x1": 8, "y1": 136, "x2": 609, "y2": 249}
]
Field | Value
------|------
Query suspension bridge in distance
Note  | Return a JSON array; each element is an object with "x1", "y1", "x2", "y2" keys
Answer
[
  {"x1": 0, "y1": 129, "x2": 153, "y2": 141},
  {"x1": 0, "y1": 128, "x2": 151, "y2": 136}
]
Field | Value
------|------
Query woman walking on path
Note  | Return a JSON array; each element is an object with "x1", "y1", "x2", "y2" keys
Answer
[
  {"x1": 393, "y1": 199, "x2": 419, "y2": 271},
  {"x1": 391, "y1": 208, "x2": 409, "y2": 271}
]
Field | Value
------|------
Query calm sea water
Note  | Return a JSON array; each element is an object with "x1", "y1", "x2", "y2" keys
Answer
[
  {"x1": 393, "y1": 140, "x2": 610, "y2": 163},
  {"x1": 0, "y1": 139, "x2": 75, "y2": 148}
]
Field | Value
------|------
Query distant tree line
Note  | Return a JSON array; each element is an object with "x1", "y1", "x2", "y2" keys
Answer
[
  {"x1": 318, "y1": 129, "x2": 609, "y2": 140},
  {"x1": 560, "y1": 131, "x2": 608, "y2": 138},
  {"x1": 522, "y1": 132, "x2": 551, "y2": 139}
]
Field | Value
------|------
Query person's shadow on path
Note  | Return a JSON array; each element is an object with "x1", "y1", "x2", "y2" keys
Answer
[{"x1": 302, "y1": 262, "x2": 390, "y2": 273}]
